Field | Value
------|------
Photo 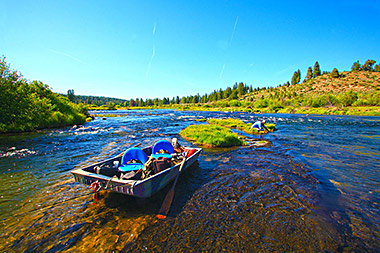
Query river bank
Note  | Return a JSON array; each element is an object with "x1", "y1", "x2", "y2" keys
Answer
[{"x1": 88, "y1": 104, "x2": 380, "y2": 117}]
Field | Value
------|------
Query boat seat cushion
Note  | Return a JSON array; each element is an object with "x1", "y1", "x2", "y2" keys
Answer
[
  {"x1": 152, "y1": 140, "x2": 174, "y2": 159},
  {"x1": 119, "y1": 147, "x2": 148, "y2": 172}
]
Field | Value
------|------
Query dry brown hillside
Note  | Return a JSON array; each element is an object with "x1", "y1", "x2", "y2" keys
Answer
[{"x1": 294, "y1": 71, "x2": 380, "y2": 95}]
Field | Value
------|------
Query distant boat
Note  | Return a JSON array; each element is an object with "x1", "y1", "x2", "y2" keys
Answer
[{"x1": 71, "y1": 140, "x2": 202, "y2": 198}]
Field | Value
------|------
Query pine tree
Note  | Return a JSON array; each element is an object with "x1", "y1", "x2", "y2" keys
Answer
[
  {"x1": 67, "y1": 89, "x2": 76, "y2": 102},
  {"x1": 238, "y1": 82, "x2": 246, "y2": 97},
  {"x1": 291, "y1": 70, "x2": 301, "y2": 85},
  {"x1": 305, "y1": 67, "x2": 313, "y2": 80},
  {"x1": 362, "y1": 59, "x2": 376, "y2": 71},
  {"x1": 351, "y1": 61, "x2": 362, "y2": 71},
  {"x1": 313, "y1": 61, "x2": 321, "y2": 77},
  {"x1": 331, "y1": 68, "x2": 339, "y2": 78}
]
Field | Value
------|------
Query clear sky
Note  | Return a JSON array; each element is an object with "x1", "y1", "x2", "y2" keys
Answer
[{"x1": 1, "y1": 0, "x2": 379, "y2": 100}]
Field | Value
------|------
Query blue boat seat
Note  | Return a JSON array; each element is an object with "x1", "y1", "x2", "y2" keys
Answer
[
  {"x1": 118, "y1": 147, "x2": 148, "y2": 172},
  {"x1": 151, "y1": 140, "x2": 174, "y2": 159}
]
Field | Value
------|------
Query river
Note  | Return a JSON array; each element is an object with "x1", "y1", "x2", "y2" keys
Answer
[{"x1": 0, "y1": 110, "x2": 379, "y2": 252}]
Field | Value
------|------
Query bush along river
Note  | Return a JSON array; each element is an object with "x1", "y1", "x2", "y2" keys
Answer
[{"x1": 0, "y1": 110, "x2": 379, "y2": 252}]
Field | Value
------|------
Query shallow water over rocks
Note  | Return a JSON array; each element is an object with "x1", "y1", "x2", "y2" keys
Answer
[{"x1": 0, "y1": 110, "x2": 379, "y2": 251}]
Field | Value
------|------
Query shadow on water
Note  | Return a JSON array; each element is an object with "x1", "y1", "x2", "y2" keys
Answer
[{"x1": 125, "y1": 143, "x2": 368, "y2": 252}]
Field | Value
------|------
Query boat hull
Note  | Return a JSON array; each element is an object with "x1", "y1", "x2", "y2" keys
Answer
[{"x1": 71, "y1": 147, "x2": 202, "y2": 198}]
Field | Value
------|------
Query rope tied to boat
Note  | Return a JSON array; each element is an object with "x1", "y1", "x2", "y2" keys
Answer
[{"x1": 89, "y1": 180, "x2": 101, "y2": 204}]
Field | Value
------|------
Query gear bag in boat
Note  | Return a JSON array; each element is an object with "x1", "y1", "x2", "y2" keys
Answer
[{"x1": 152, "y1": 157, "x2": 172, "y2": 174}]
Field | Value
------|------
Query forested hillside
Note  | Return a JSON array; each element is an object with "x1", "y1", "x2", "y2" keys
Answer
[
  {"x1": 78, "y1": 59, "x2": 380, "y2": 116},
  {"x1": 0, "y1": 57, "x2": 88, "y2": 133},
  {"x1": 63, "y1": 91, "x2": 128, "y2": 107}
]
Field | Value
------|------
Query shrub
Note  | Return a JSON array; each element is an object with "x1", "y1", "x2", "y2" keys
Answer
[
  {"x1": 338, "y1": 91, "x2": 358, "y2": 106},
  {"x1": 312, "y1": 95, "x2": 328, "y2": 107},
  {"x1": 0, "y1": 57, "x2": 88, "y2": 133}
]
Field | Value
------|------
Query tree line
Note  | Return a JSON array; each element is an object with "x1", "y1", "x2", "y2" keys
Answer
[
  {"x1": 290, "y1": 59, "x2": 380, "y2": 85},
  {"x1": 70, "y1": 58, "x2": 379, "y2": 109},
  {"x1": 67, "y1": 82, "x2": 255, "y2": 108}
]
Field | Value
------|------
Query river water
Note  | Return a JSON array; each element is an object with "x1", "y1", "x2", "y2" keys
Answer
[{"x1": 0, "y1": 110, "x2": 379, "y2": 252}]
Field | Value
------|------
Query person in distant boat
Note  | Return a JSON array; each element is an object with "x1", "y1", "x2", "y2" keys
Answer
[{"x1": 251, "y1": 120, "x2": 269, "y2": 133}]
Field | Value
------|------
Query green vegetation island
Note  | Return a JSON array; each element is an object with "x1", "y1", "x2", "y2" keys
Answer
[
  {"x1": 180, "y1": 118, "x2": 276, "y2": 147},
  {"x1": 1, "y1": 57, "x2": 379, "y2": 134}
]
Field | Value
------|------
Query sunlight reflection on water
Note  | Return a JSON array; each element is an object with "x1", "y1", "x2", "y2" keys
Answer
[{"x1": 0, "y1": 111, "x2": 379, "y2": 251}]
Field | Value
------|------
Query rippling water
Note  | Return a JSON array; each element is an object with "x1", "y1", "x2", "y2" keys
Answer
[{"x1": 0, "y1": 110, "x2": 379, "y2": 252}]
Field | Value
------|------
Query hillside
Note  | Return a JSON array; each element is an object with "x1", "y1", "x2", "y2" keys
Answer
[
  {"x1": 287, "y1": 71, "x2": 378, "y2": 94},
  {"x1": 233, "y1": 70, "x2": 380, "y2": 115},
  {"x1": 82, "y1": 70, "x2": 380, "y2": 116}
]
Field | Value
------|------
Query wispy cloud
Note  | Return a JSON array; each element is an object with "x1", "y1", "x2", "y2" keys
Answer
[
  {"x1": 219, "y1": 64, "x2": 226, "y2": 80},
  {"x1": 48, "y1": 49, "x2": 82, "y2": 63},
  {"x1": 146, "y1": 21, "x2": 158, "y2": 79},
  {"x1": 153, "y1": 21, "x2": 157, "y2": 36},
  {"x1": 146, "y1": 45, "x2": 155, "y2": 79},
  {"x1": 230, "y1": 16, "x2": 239, "y2": 44},
  {"x1": 275, "y1": 64, "x2": 297, "y2": 76}
]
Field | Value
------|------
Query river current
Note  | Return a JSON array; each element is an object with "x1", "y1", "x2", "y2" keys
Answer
[{"x1": 0, "y1": 110, "x2": 379, "y2": 252}]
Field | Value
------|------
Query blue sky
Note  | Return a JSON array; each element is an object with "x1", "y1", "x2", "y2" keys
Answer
[{"x1": 1, "y1": 0, "x2": 379, "y2": 100}]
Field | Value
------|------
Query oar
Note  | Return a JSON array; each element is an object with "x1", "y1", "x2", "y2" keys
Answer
[{"x1": 157, "y1": 152, "x2": 188, "y2": 219}]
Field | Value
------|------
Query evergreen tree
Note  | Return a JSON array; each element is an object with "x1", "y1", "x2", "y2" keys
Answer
[
  {"x1": 374, "y1": 64, "x2": 380, "y2": 72},
  {"x1": 224, "y1": 87, "x2": 232, "y2": 98},
  {"x1": 331, "y1": 68, "x2": 339, "y2": 78},
  {"x1": 291, "y1": 70, "x2": 301, "y2": 85},
  {"x1": 291, "y1": 71, "x2": 297, "y2": 85},
  {"x1": 362, "y1": 59, "x2": 376, "y2": 71},
  {"x1": 229, "y1": 89, "x2": 238, "y2": 100},
  {"x1": 297, "y1": 69, "x2": 301, "y2": 83},
  {"x1": 237, "y1": 82, "x2": 246, "y2": 97},
  {"x1": 305, "y1": 67, "x2": 313, "y2": 80},
  {"x1": 146, "y1": 99, "x2": 154, "y2": 106},
  {"x1": 218, "y1": 88, "x2": 224, "y2": 99},
  {"x1": 67, "y1": 89, "x2": 76, "y2": 102},
  {"x1": 313, "y1": 61, "x2": 321, "y2": 77},
  {"x1": 351, "y1": 61, "x2": 362, "y2": 71}
]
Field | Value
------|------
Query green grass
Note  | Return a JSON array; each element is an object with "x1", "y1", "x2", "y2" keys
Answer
[{"x1": 180, "y1": 124, "x2": 245, "y2": 147}]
